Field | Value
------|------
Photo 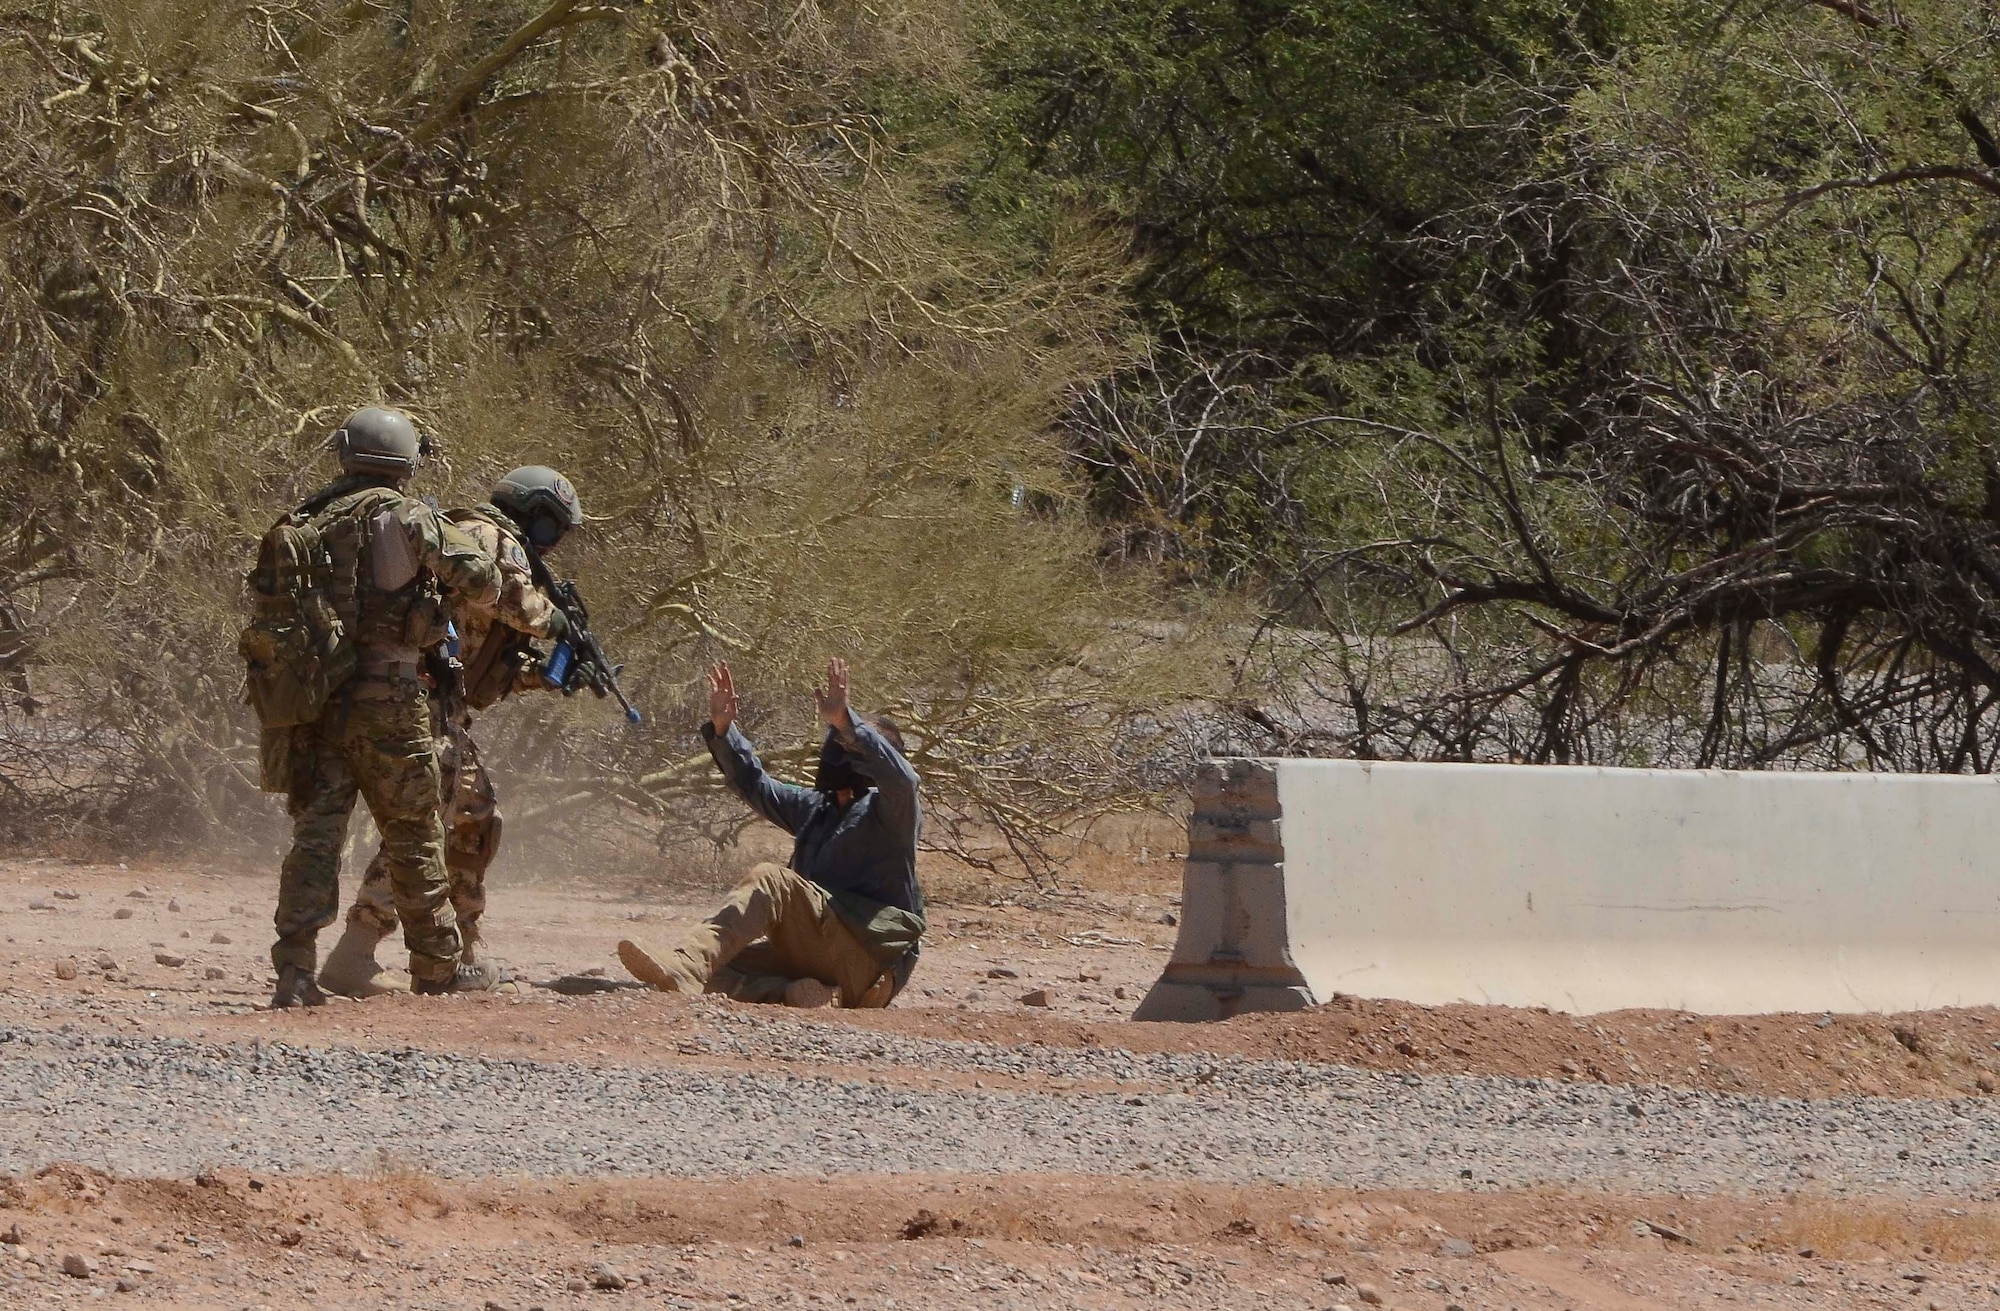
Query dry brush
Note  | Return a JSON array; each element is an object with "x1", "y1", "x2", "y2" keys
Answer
[{"x1": 0, "y1": 0, "x2": 1214, "y2": 876}]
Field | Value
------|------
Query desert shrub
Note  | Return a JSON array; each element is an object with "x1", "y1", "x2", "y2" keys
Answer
[{"x1": 0, "y1": 1, "x2": 1216, "y2": 873}]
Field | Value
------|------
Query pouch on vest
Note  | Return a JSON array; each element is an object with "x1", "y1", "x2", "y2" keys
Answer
[
  {"x1": 256, "y1": 726, "x2": 295, "y2": 794},
  {"x1": 369, "y1": 508, "x2": 420, "y2": 591},
  {"x1": 400, "y1": 593, "x2": 449, "y2": 648},
  {"x1": 461, "y1": 627, "x2": 537, "y2": 710},
  {"x1": 238, "y1": 514, "x2": 357, "y2": 753}
]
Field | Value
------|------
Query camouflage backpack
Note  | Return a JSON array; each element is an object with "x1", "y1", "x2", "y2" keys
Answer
[{"x1": 238, "y1": 488, "x2": 395, "y2": 788}]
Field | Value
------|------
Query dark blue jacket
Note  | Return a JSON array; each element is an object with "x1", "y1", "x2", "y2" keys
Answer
[{"x1": 701, "y1": 716, "x2": 924, "y2": 924}]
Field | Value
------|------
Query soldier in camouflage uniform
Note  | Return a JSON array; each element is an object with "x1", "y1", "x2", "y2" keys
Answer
[
  {"x1": 319, "y1": 467, "x2": 583, "y2": 997},
  {"x1": 267, "y1": 407, "x2": 503, "y2": 1008}
]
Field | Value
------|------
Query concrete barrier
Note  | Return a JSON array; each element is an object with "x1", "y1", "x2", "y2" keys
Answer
[{"x1": 1135, "y1": 758, "x2": 2000, "y2": 1020}]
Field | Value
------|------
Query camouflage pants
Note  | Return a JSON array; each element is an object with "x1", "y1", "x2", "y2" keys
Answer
[
  {"x1": 273, "y1": 688, "x2": 461, "y2": 984},
  {"x1": 348, "y1": 711, "x2": 500, "y2": 956}
]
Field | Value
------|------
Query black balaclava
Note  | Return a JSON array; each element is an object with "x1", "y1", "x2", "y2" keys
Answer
[{"x1": 814, "y1": 728, "x2": 870, "y2": 796}]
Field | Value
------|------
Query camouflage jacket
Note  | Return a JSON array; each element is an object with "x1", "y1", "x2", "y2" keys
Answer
[
  {"x1": 297, "y1": 475, "x2": 499, "y2": 660},
  {"x1": 446, "y1": 503, "x2": 562, "y2": 706}
]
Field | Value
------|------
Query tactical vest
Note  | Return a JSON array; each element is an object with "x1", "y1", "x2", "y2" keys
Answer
[
  {"x1": 242, "y1": 483, "x2": 451, "y2": 791},
  {"x1": 316, "y1": 487, "x2": 450, "y2": 659}
]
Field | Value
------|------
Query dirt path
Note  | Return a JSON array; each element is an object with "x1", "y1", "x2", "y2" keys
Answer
[
  {"x1": 7, "y1": 855, "x2": 2000, "y2": 1310},
  {"x1": 6, "y1": 858, "x2": 2000, "y2": 1100},
  {"x1": 7, "y1": 1167, "x2": 2000, "y2": 1310}
]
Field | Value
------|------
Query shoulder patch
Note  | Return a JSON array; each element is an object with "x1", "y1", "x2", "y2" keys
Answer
[
  {"x1": 501, "y1": 540, "x2": 531, "y2": 571},
  {"x1": 456, "y1": 517, "x2": 501, "y2": 553}
]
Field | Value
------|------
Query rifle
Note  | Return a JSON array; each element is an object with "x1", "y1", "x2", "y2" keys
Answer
[{"x1": 522, "y1": 546, "x2": 642, "y2": 725}]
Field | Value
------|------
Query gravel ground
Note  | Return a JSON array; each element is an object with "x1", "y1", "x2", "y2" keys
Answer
[
  {"x1": 14, "y1": 858, "x2": 2000, "y2": 1102},
  {"x1": 6, "y1": 1024, "x2": 1998, "y2": 1198},
  {"x1": 10, "y1": 858, "x2": 2000, "y2": 1309}
]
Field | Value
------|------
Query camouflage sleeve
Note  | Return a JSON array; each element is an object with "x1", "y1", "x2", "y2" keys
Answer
[
  {"x1": 445, "y1": 516, "x2": 560, "y2": 640},
  {"x1": 491, "y1": 532, "x2": 563, "y2": 639},
  {"x1": 445, "y1": 518, "x2": 507, "y2": 631},
  {"x1": 414, "y1": 508, "x2": 500, "y2": 608}
]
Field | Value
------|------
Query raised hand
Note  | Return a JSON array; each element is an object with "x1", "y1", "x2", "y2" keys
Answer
[
  {"x1": 813, "y1": 656, "x2": 852, "y2": 730},
  {"x1": 708, "y1": 661, "x2": 739, "y2": 735}
]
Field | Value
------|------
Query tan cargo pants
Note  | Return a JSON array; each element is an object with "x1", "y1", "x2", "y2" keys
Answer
[{"x1": 673, "y1": 863, "x2": 893, "y2": 1007}]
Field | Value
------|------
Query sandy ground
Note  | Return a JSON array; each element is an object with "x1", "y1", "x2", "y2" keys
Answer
[
  {"x1": 9, "y1": 1165, "x2": 2000, "y2": 1311},
  {"x1": 5, "y1": 854, "x2": 1998, "y2": 1100},
  {"x1": 3, "y1": 853, "x2": 2000, "y2": 1309}
]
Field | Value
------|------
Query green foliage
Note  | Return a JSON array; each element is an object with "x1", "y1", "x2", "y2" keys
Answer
[
  {"x1": 978, "y1": 0, "x2": 1629, "y2": 353},
  {"x1": 0, "y1": 0, "x2": 1218, "y2": 866},
  {"x1": 1021, "y1": 0, "x2": 2000, "y2": 770},
  {"x1": 16, "y1": 0, "x2": 2000, "y2": 850},
  {"x1": 1270, "y1": 0, "x2": 2000, "y2": 767}
]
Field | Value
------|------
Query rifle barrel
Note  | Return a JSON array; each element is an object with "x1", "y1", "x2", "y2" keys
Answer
[{"x1": 523, "y1": 543, "x2": 641, "y2": 724}]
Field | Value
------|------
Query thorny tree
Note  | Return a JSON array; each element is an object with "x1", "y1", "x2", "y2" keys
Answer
[
  {"x1": 1072, "y1": 0, "x2": 2000, "y2": 772},
  {"x1": 0, "y1": 1, "x2": 1211, "y2": 876}
]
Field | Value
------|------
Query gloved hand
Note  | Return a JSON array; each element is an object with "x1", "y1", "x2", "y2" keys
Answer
[{"x1": 544, "y1": 607, "x2": 570, "y2": 642}]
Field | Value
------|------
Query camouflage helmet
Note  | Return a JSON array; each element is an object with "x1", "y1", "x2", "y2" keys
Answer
[
  {"x1": 491, "y1": 465, "x2": 583, "y2": 551},
  {"x1": 332, "y1": 406, "x2": 424, "y2": 479}
]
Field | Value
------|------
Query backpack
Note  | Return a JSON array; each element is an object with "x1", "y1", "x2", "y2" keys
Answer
[{"x1": 238, "y1": 488, "x2": 395, "y2": 789}]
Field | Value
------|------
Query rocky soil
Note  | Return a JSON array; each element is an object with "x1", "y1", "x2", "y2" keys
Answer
[
  {"x1": 7, "y1": 854, "x2": 2000, "y2": 1101},
  {"x1": 1, "y1": 855, "x2": 1998, "y2": 1309},
  {"x1": 7, "y1": 1019, "x2": 2000, "y2": 1196}
]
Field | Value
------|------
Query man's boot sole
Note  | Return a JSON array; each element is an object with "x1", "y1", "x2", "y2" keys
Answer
[
  {"x1": 618, "y1": 939, "x2": 695, "y2": 994},
  {"x1": 782, "y1": 977, "x2": 836, "y2": 1009}
]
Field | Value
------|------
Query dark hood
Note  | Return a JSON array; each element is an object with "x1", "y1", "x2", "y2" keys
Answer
[{"x1": 813, "y1": 728, "x2": 871, "y2": 795}]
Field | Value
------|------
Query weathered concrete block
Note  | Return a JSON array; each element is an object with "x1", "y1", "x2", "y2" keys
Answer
[
  {"x1": 1162, "y1": 861, "x2": 1297, "y2": 971},
  {"x1": 1217, "y1": 862, "x2": 1297, "y2": 968},
  {"x1": 1185, "y1": 815, "x2": 1283, "y2": 864},
  {"x1": 1168, "y1": 861, "x2": 1230, "y2": 966},
  {"x1": 1191, "y1": 757, "x2": 1280, "y2": 815},
  {"x1": 1133, "y1": 978, "x2": 1312, "y2": 1022},
  {"x1": 1140, "y1": 756, "x2": 2000, "y2": 1019}
]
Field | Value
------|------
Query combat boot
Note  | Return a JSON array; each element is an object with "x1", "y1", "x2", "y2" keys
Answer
[
  {"x1": 270, "y1": 964, "x2": 328, "y2": 1009},
  {"x1": 318, "y1": 920, "x2": 411, "y2": 998},
  {"x1": 617, "y1": 939, "x2": 705, "y2": 994},
  {"x1": 460, "y1": 935, "x2": 513, "y2": 984},
  {"x1": 412, "y1": 957, "x2": 503, "y2": 995}
]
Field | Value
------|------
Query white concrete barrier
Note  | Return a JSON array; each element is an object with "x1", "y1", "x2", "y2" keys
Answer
[{"x1": 1135, "y1": 758, "x2": 2000, "y2": 1020}]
